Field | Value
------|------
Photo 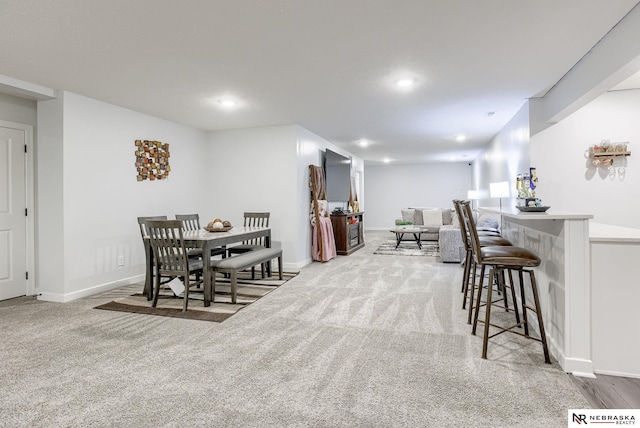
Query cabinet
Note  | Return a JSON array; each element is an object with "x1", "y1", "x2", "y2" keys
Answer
[{"x1": 330, "y1": 212, "x2": 365, "y2": 255}]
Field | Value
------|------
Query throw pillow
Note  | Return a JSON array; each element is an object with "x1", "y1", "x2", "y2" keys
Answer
[
  {"x1": 442, "y1": 209, "x2": 453, "y2": 225},
  {"x1": 401, "y1": 209, "x2": 415, "y2": 223},
  {"x1": 422, "y1": 209, "x2": 443, "y2": 227},
  {"x1": 413, "y1": 210, "x2": 424, "y2": 226},
  {"x1": 477, "y1": 213, "x2": 499, "y2": 230},
  {"x1": 451, "y1": 213, "x2": 461, "y2": 228}
]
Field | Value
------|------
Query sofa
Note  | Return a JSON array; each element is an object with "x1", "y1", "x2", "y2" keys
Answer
[
  {"x1": 395, "y1": 207, "x2": 501, "y2": 263},
  {"x1": 439, "y1": 225, "x2": 465, "y2": 263},
  {"x1": 395, "y1": 207, "x2": 454, "y2": 241},
  {"x1": 439, "y1": 211, "x2": 502, "y2": 263}
]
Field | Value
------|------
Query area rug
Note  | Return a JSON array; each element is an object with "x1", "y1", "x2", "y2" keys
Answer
[
  {"x1": 95, "y1": 271, "x2": 298, "y2": 322},
  {"x1": 373, "y1": 240, "x2": 440, "y2": 257}
]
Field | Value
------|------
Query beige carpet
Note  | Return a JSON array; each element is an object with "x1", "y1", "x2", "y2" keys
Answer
[{"x1": 0, "y1": 231, "x2": 590, "y2": 427}]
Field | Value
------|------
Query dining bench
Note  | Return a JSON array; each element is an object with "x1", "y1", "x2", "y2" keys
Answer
[{"x1": 211, "y1": 247, "x2": 283, "y2": 304}]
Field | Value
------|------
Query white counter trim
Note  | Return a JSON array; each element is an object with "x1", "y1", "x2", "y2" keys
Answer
[
  {"x1": 479, "y1": 206, "x2": 593, "y2": 221},
  {"x1": 589, "y1": 222, "x2": 640, "y2": 243}
]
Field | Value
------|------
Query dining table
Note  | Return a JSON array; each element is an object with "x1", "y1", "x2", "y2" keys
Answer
[{"x1": 143, "y1": 226, "x2": 271, "y2": 305}]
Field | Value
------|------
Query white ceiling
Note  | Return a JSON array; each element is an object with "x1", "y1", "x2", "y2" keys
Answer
[{"x1": 1, "y1": 0, "x2": 638, "y2": 165}]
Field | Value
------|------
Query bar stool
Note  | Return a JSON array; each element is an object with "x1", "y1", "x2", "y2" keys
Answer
[
  {"x1": 452, "y1": 200, "x2": 513, "y2": 324},
  {"x1": 461, "y1": 201, "x2": 551, "y2": 363}
]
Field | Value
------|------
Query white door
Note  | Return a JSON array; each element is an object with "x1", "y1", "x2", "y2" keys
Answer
[{"x1": 0, "y1": 125, "x2": 27, "y2": 300}]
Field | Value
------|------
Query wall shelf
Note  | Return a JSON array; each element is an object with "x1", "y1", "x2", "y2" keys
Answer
[
  {"x1": 591, "y1": 151, "x2": 631, "y2": 158},
  {"x1": 586, "y1": 143, "x2": 630, "y2": 178}
]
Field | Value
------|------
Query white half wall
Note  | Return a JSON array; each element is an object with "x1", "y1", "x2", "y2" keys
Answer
[
  {"x1": 364, "y1": 163, "x2": 471, "y2": 229},
  {"x1": 531, "y1": 89, "x2": 640, "y2": 228}
]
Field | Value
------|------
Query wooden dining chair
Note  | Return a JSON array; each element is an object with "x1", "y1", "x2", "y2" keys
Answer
[
  {"x1": 138, "y1": 215, "x2": 168, "y2": 300},
  {"x1": 145, "y1": 219, "x2": 207, "y2": 311},
  {"x1": 175, "y1": 213, "x2": 200, "y2": 232},
  {"x1": 175, "y1": 213, "x2": 226, "y2": 258},
  {"x1": 227, "y1": 212, "x2": 271, "y2": 278}
]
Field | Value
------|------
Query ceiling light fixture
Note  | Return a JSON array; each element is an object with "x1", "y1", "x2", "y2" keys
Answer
[
  {"x1": 358, "y1": 139, "x2": 369, "y2": 147},
  {"x1": 218, "y1": 99, "x2": 237, "y2": 107},
  {"x1": 383, "y1": 157, "x2": 391, "y2": 163},
  {"x1": 455, "y1": 135, "x2": 466, "y2": 142},
  {"x1": 396, "y1": 78, "x2": 415, "y2": 87}
]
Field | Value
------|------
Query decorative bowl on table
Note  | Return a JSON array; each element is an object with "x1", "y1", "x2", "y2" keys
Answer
[
  {"x1": 516, "y1": 206, "x2": 551, "y2": 213},
  {"x1": 204, "y1": 226, "x2": 233, "y2": 232},
  {"x1": 204, "y1": 219, "x2": 233, "y2": 232}
]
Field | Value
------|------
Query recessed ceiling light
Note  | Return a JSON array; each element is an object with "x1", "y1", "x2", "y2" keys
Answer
[
  {"x1": 218, "y1": 99, "x2": 237, "y2": 107},
  {"x1": 358, "y1": 139, "x2": 369, "y2": 147},
  {"x1": 455, "y1": 135, "x2": 466, "y2": 142},
  {"x1": 383, "y1": 157, "x2": 391, "y2": 163},
  {"x1": 396, "y1": 78, "x2": 415, "y2": 87}
]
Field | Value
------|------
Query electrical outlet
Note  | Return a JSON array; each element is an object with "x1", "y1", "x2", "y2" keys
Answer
[{"x1": 117, "y1": 255, "x2": 125, "y2": 267}]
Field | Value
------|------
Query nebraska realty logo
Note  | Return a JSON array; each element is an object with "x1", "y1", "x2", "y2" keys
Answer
[{"x1": 569, "y1": 409, "x2": 638, "y2": 425}]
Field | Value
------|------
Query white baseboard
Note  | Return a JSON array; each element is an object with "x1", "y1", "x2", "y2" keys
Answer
[
  {"x1": 594, "y1": 369, "x2": 640, "y2": 379},
  {"x1": 283, "y1": 259, "x2": 312, "y2": 271},
  {"x1": 36, "y1": 262, "x2": 309, "y2": 304},
  {"x1": 37, "y1": 274, "x2": 145, "y2": 303}
]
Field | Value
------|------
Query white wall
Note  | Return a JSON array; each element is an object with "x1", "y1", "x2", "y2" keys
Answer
[
  {"x1": 471, "y1": 102, "x2": 531, "y2": 208},
  {"x1": 364, "y1": 163, "x2": 471, "y2": 229},
  {"x1": 38, "y1": 91, "x2": 210, "y2": 301},
  {"x1": 294, "y1": 126, "x2": 363, "y2": 266},
  {"x1": 33, "y1": 95, "x2": 365, "y2": 300},
  {"x1": 207, "y1": 124, "x2": 363, "y2": 269},
  {"x1": 295, "y1": 127, "x2": 324, "y2": 268},
  {"x1": 207, "y1": 125, "x2": 299, "y2": 268},
  {"x1": 0, "y1": 93, "x2": 36, "y2": 126},
  {"x1": 36, "y1": 96, "x2": 65, "y2": 296},
  {"x1": 531, "y1": 89, "x2": 640, "y2": 228}
]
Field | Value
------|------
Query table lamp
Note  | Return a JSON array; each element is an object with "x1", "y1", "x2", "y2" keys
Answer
[
  {"x1": 467, "y1": 190, "x2": 481, "y2": 209},
  {"x1": 489, "y1": 181, "x2": 510, "y2": 210}
]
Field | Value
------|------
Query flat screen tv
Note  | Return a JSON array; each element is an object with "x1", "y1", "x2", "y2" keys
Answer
[{"x1": 324, "y1": 149, "x2": 351, "y2": 202}]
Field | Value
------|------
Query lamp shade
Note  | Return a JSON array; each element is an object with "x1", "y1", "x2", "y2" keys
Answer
[
  {"x1": 489, "y1": 181, "x2": 510, "y2": 198},
  {"x1": 467, "y1": 190, "x2": 481, "y2": 200}
]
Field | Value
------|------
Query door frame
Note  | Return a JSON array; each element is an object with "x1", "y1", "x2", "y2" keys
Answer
[{"x1": 0, "y1": 119, "x2": 35, "y2": 296}]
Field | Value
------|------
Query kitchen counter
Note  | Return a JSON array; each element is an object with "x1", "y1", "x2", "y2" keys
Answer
[
  {"x1": 477, "y1": 208, "x2": 640, "y2": 378},
  {"x1": 479, "y1": 207, "x2": 594, "y2": 377}
]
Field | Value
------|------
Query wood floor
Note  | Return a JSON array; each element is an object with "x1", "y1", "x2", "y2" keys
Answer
[{"x1": 571, "y1": 374, "x2": 640, "y2": 409}]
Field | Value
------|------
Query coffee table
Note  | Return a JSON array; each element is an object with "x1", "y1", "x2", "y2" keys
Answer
[{"x1": 390, "y1": 226, "x2": 428, "y2": 249}]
